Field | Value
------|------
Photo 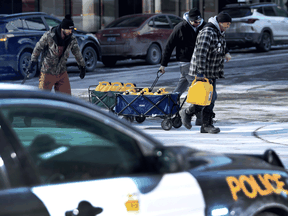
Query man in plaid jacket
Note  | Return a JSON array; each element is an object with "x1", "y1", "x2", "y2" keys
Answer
[{"x1": 180, "y1": 12, "x2": 232, "y2": 134}]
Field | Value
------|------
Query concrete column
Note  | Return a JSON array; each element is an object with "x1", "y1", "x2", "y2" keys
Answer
[
  {"x1": 155, "y1": 0, "x2": 161, "y2": 13},
  {"x1": 143, "y1": 0, "x2": 152, "y2": 13},
  {"x1": 82, "y1": 0, "x2": 97, "y2": 32}
]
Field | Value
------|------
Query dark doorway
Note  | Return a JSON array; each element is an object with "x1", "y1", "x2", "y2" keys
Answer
[
  {"x1": 0, "y1": 0, "x2": 22, "y2": 14},
  {"x1": 119, "y1": 0, "x2": 142, "y2": 17}
]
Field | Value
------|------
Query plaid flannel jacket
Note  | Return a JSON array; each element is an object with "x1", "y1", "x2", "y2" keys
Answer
[{"x1": 189, "y1": 23, "x2": 226, "y2": 79}]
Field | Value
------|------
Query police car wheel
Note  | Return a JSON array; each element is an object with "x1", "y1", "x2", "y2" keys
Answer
[
  {"x1": 172, "y1": 116, "x2": 182, "y2": 128},
  {"x1": 135, "y1": 116, "x2": 146, "y2": 123},
  {"x1": 161, "y1": 119, "x2": 172, "y2": 131}
]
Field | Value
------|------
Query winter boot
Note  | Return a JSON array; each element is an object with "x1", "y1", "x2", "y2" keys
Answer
[
  {"x1": 196, "y1": 112, "x2": 215, "y2": 126},
  {"x1": 195, "y1": 112, "x2": 202, "y2": 126},
  {"x1": 179, "y1": 105, "x2": 196, "y2": 129},
  {"x1": 200, "y1": 111, "x2": 220, "y2": 134}
]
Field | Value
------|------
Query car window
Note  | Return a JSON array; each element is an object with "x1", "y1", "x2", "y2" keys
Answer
[
  {"x1": 1, "y1": 106, "x2": 146, "y2": 184},
  {"x1": 44, "y1": 17, "x2": 61, "y2": 29},
  {"x1": 5, "y1": 19, "x2": 23, "y2": 32},
  {"x1": 274, "y1": 6, "x2": 288, "y2": 17},
  {"x1": 256, "y1": 7, "x2": 264, "y2": 14},
  {"x1": 221, "y1": 8, "x2": 252, "y2": 18},
  {"x1": 263, "y1": 6, "x2": 277, "y2": 16},
  {"x1": 168, "y1": 16, "x2": 182, "y2": 28},
  {"x1": 154, "y1": 16, "x2": 171, "y2": 29},
  {"x1": 106, "y1": 16, "x2": 147, "y2": 28},
  {"x1": 23, "y1": 17, "x2": 46, "y2": 31}
]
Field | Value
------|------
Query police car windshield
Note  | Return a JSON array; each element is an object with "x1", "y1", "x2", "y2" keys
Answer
[{"x1": 105, "y1": 16, "x2": 147, "y2": 28}]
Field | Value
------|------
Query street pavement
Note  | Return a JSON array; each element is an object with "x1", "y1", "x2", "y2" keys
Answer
[{"x1": 70, "y1": 82, "x2": 288, "y2": 168}]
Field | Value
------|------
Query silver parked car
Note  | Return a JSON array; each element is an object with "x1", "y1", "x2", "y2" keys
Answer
[{"x1": 222, "y1": 3, "x2": 288, "y2": 51}]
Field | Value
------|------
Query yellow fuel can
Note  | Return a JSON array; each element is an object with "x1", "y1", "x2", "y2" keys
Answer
[{"x1": 186, "y1": 78, "x2": 213, "y2": 106}]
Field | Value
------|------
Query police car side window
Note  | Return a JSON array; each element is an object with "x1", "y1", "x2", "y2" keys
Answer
[{"x1": 1, "y1": 106, "x2": 145, "y2": 184}]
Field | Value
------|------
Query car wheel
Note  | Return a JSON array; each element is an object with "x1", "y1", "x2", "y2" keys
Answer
[
  {"x1": 83, "y1": 46, "x2": 98, "y2": 72},
  {"x1": 146, "y1": 44, "x2": 161, "y2": 65},
  {"x1": 256, "y1": 32, "x2": 271, "y2": 52},
  {"x1": 102, "y1": 56, "x2": 117, "y2": 67},
  {"x1": 18, "y1": 52, "x2": 37, "y2": 79}
]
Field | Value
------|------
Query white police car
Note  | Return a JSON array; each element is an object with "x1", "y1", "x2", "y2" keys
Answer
[{"x1": 0, "y1": 83, "x2": 287, "y2": 216}]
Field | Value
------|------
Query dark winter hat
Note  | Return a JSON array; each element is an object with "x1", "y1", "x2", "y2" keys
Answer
[
  {"x1": 216, "y1": 12, "x2": 232, "y2": 23},
  {"x1": 61, "y1": 14, "x2": 74, "y2": 29},
  {"x1": 188, "y1": 8, "x2": 202, "y2": 21}
]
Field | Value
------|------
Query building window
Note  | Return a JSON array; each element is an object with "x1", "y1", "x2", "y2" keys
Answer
[{"x1": 22, "y1": 0, "x2": 39, "y2": 12}]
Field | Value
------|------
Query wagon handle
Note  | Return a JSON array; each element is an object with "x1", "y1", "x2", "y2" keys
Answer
[{"x1": 149, "y1": 70, "x2": 163, "y2": 92}]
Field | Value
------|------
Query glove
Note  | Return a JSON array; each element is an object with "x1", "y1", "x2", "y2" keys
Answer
[
  {"x1": 196, "y1": 73, "x2": 206, "y2": 82},
  {"x1": 28, "y1": 61, "x2": 37, "y2": 76},
  {"x1": 159, "y1": 65, "x2": 165, "y2": 74},
  {"x1": 79, "y1": 66, "x2": 86, "y2": 79},
  {"x1": 225, "y1": 53, "x2": 232, "y2": 62}
]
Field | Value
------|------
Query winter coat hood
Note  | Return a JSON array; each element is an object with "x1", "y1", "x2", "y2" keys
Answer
[
  {"x1": 183, "y1": 12, "x2": 204, "y2": 32},
  {"x1": 208, "y1": 16, "x2": 225, "y2": 37}
]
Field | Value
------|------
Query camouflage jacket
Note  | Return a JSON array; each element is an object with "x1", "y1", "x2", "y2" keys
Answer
[{"x1": 31, "y1": 26, "x2": 85, "y2": 75}]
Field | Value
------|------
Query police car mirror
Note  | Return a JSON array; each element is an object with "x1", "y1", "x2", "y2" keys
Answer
[{"x1": 154, "y1": 146, "x2": 193, "y2": 173}]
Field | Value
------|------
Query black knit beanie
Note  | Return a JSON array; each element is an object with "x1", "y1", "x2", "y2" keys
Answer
[
  {"x1": 188, "y1": 8, "x2": 202, "y2": 21},
  {"x1": 61, "y1": 14, "x2": 74, "y2": 29},
  {"x1": 216, "y1": 12, "x2": 232, "y2": 23}
]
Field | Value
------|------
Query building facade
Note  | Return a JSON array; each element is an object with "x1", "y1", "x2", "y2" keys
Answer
[{"x1": 1, "y1": 0, "x2": 287, "y2": 33}]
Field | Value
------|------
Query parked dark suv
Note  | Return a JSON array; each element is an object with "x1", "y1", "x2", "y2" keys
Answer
[
  {"x1": 0, "y1": 12, "x2": 101, "y2": 78},
  {"x1": 222, "y1": 3, "x2": 288, "y2": 51}
]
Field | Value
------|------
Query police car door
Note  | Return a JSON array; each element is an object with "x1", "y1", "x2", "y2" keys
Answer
[{"x1": 0, "y1": 100, "x2": 205, "y2": 216}]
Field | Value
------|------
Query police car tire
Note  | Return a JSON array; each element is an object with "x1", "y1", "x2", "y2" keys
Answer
[{"x1": 256, "y1": 212, "x2": 278, "y2": 216}]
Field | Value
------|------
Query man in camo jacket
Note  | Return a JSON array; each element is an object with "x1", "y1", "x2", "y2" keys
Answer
[
  {"x1": 180, "y1": 12, "x2": 232, "y2": 134},
  {"x1": 28, "y1": 14, "x2": 86, "y2": 95}
]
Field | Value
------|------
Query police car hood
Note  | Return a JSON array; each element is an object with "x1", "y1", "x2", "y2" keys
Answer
[{"x1": 186, "y1": 150, "x2": 288, "y2": 214}]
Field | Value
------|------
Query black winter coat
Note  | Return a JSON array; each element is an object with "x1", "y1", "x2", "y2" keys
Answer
[{"x1": 161, "y1": 20, "x2": 206, "y2": 67}]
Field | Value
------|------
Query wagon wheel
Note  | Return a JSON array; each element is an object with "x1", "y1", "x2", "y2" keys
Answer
[
  {"x1": 129, "y1": 116, "x2": 134, "y2": 123},
  {"x1": 172, "y1": 116, "x2": 182, "y2": 128},
  {"x1": 135, "y1": 116, "x2": 146, "y2": 123},
  {"x1": 161, "y1": 119, "x2": 172, "y2": 131}
]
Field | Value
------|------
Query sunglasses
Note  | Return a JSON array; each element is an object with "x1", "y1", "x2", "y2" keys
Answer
[{"x1": 190, "y1": 19, "x2": 202, "y2": 24}]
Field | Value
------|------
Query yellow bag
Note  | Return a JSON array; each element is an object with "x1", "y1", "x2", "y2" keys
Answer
[
  {"x1": 186, "y1": 78, "x2": 213, "y2": 106},
  {"x1": 95, "y1": 81, "x2": 110, "y2": 91}
]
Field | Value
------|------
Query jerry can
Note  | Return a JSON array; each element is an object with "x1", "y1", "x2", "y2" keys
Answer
[
  {"x1": 186, "y1": 78, "x2": 213, "y2": 106},
  {"x1": 110, "y1": 82, "x2": 123, "y2": 91},
  {"x1": 137, "y1": 88, "x2": 154, "y2": 95},
  {"x1": 121, "y1": 83, "x2": 136, "y2": 91},
  {"x1": 95, "y1": 81, "x2": 110, "y2": 91},
  {"x1": 101, "y1": 82, "x2": 112, "y2": 92},
  {"x1": 154, "y1": 87, "x2": 169, "y2": 95}
]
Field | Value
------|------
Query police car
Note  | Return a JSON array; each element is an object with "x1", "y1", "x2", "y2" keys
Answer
[{"x1": 0, "y1": 83, "x2": 287, "y2": 216}]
